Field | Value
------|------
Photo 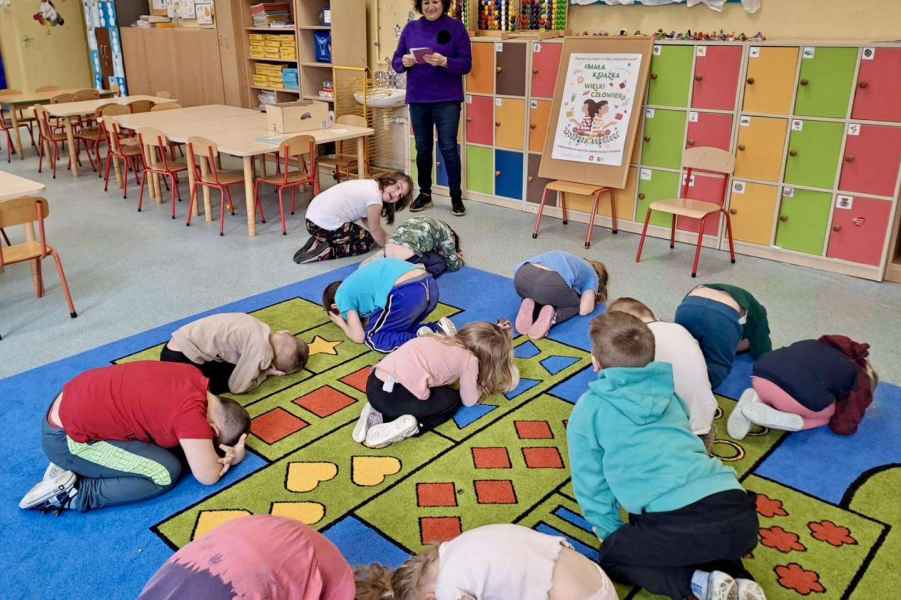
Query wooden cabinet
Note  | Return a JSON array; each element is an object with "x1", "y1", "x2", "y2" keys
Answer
[
  {"x1": 528, "y1": 99, "x2": 552, "y2": 154},
  {"x1": 494, "y1": 98, "x2": 525, "y2": 151},
  {"x1": 784, "y1": 119, "x2": 844, "y2": 189},
  {"x1": 728, "y1": 181, "x2": 779, "y2": 246},
  {"x1": 640, "y1": 108, "x2": 686, "y2": 169},
  {"x1": 636, "y1": 169, "x2": 680, "y2": 228},
  {"x1": 734, "y1": 116, "x2": 788, "y2": 182},
  {"x1": 794, "y1": 47, "x2": 857, "y2": 118},
  {"x1": 466, "y1": 145, "x2": 493, "y2": 195},
  {"x1": 775, "y1": 188, "x2": 832, "y2": 255},
  {"x1": 839, "y1": 124, "x2": 901, "y2": 197},
  {"x1": 530, "y1": 42, "x2": 562, "y2": 99},
  {"x1": 686, "y1": 112, "x2": 732, "y2": 152},
  {"x1": 467, "y1": 42, "x2": 495, "y2": 95},
  {"x1": 465, "y1": 95, "x2": 494, "y2": 145},
  {"x1": 852, "y1": 47, "x2": 901, "y2": 122},
  {"x1": 691, "y1": 45, "x2": 742, "y2": 111},
  {"x1": 496, "y1": 43, "x2": 527, "y2": 97},
  {"x1": 742, "y1": 47, "x2": 799, "y2": 115},
  {"x1": 827, "y1": 195, "x2": 894, "y2": 266},
  {"x1": 495, "y1": 150, "x2": 524, "y2": 200},
  {"x1": 647, "y1": 45, "x2": 693, "y2": 108}
]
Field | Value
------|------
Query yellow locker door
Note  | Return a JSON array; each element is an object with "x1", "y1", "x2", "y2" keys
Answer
[
  {"x1": 734, "y1": 116, "x2": 789, "y2": 182},
  {"x1": 495, "y1": 98, "x2": 525, "y2": 151},
  {"x1": 466, "y1": 43, "x2": 496, "y2": 95},
  {"x1": 728, "y1": 181, "x2": 779, "y2": 245},
  {"x1": 742, "y1": 47, "x2": 799, "y2": 115}
]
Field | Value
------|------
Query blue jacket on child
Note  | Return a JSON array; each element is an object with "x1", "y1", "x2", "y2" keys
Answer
[{"x1": 567, "y1": 362, "x2": 742, "y2": 540}]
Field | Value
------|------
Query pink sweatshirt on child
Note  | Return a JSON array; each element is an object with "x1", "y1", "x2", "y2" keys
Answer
[{"x1": 374, "y1": 337, "x2": 481, "y2": 406}]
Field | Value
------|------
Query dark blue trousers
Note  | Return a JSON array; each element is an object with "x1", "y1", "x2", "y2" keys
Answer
[
  {"x1": 364, "y1": 275, "x2": 439, "y2": 353},
  {"x1": 409, "y1": 101, "x2": 462, "y2": 200}
]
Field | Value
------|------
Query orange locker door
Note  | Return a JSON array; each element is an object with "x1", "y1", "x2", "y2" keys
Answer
[
  {"x1": 734, "y1": 116, "x2": 789, "y2": 183},
  {"x1": 727, "y1": 181, "x2": 779, "y2": 246},
  {"x1": 742, "y1": 47, "x2": 799, "y2": 115},
  {"x1": 466, "y1": 42, "x2": 495, "y2": 95},
  {"x1": 495, "y1": 98, "x2": 526, "y2": 151},
  {"x1": 528, "y1": 99, "x2": 552, "y2": 154}
]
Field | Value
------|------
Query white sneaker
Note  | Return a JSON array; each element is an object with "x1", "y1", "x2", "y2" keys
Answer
[
  {"x1": 43, "y1": 462, "x2": 67, "y2": 481},
  {"x1": 436, "y1": 317, "x2": 457, "y2": 336},
  {"x1": 364, "y1": 415, "x2": 419, "y2": 449},
  {"x1": 416, "y1": 325, "x2": 434, "y2": 337},
  {"x1": 736, "y1": 579, "x2": 766, "y2": 600},
  {"x1": 742, "y1": 396, "x2": 804, "y2": 433},
  {"x1": 19, "y1": 468, "x2": 76, "y2": 510},
  {"x1": 727, "y1": 388, "x2": 757, "y2": 440},
  {"x1": 352, "y1": 402, "x2": 383, "y2": 444},
  {"x1": 707, "y1": 571, "x2": 738, "y2": 600}
]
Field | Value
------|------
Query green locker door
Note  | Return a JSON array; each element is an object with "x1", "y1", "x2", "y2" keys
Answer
[
  {"x1": 647, "y1": 45, "x2": 693, "y2": 107},
  {"x1": 466, "y1": 145, "x2": 493, "y2": 195},
  {"x1": 636, "y1": 169, "x2": 681, "y2": 228},
  {"x1": 775, "y1": 188, "x2": 832, "y2": 255},
  {"x1": 784, "y1": 120, "x2": 844, "y2": 189},
  {"x1": 794, "y1": 47, "x2": 858, "y2": 118},
  {"x1": 640, "y1": 109, "x2": 687, "y2": 170}
]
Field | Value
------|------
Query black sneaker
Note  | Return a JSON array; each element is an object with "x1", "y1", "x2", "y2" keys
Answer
[
  {"x1": 451, "y1": 197, "x2": 466, "y2": 216},
  {"x1": 409, "y1": 192, "x2": 433, "y2": 212},
  {"x1": 292, "y1": 236, "x2": 317, "y2": 262},
  {"x1": 294, "y1": 240, "x2": 331, "y2": 264}
]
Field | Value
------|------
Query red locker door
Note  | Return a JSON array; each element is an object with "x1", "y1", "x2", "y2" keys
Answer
[
  {"x1": 465, "y1": 95, "x2": 494, "y2": 146},
  {"x1": 826, "y1": 195, "x2": 893, "y2": 266},
  {"x1": 677, "y1": 172, "x2": 728, "y2": 235},
  {"x1": 691, "y1": 45, "x2": 743, "y2": 111},
  {"x1": 839, "y1": 124, "x2": 901, "y2": 197},
  {"x1": 685, "y1": 112, "x2": 733, "y2": 151},
  {"x1": 530, "y1": 42, "x2": 562, "y2": 99},
  {"x1": 851, "y1": 47, "x2": 901, "y2": 122}
]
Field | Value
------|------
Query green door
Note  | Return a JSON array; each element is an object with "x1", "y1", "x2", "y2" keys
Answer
[
  {"x1": 784, "y1": 120, "x2": 844, "y2": 189},
  {"x1": 466, "y1": 145, "x2": 493, "y2": 195},
  {"x1": 775, "y1": 188, "x2": 831, "y2": 255},
  {"x1": 794, "y1": 47, "x2": 858, "y2": 118},
  {"x1": 647, "y1": 45, "x2": 693, "y2": 108},
  {"x1": 636, "y1": 169, "x2": 681, "y2": 228},
  {"x1": 640, "y1": 109, "x2": 686, "y2": 170}
]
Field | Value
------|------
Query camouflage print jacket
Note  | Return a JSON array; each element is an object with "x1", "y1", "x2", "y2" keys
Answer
[{"x1": 390, "y1": 216, "x2": 464, "y2": 271}]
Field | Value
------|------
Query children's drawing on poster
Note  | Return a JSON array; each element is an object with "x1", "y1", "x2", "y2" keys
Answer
[
  {"x1": 34, "y1": 0, "x2": 65, "y2": 27},
  {"x1": 551, "y1": 53, "x2": 642, "y2": 166}
]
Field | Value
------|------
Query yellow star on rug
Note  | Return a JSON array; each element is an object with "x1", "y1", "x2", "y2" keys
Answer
[{"x1": 308, "y1": 335, "x2": 342, "y2": 356}]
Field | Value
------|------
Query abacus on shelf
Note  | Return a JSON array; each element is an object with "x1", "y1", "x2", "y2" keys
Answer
[{"x1": 474, "y1": 0, "x2": 566, "y2": 39}]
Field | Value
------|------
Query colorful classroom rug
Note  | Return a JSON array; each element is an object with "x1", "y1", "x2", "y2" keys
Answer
[{"x1": 1, "y1": 265, "x2": 899, "y2": 600}]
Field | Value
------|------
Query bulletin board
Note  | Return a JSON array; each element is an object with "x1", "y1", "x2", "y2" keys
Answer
[{"x1": 539, "y1": 36, "x2": 654, "y2": 189}]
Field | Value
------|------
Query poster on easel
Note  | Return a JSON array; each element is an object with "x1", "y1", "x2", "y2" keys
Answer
[{"x1": 552, "y1": 53, "x2": 642, "y2": 167}]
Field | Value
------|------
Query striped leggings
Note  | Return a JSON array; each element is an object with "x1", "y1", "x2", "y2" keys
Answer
[{"x1": 42, "y1": 418, "x2": 182, "y2": 512}]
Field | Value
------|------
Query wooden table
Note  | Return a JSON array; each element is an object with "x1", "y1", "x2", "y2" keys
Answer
[
  {"x1": 112, "y1": 105, "x2": 375, "y2": 237},
  {"x1": 43, "y1": 95, "x2": 176, "y2": 177},
  {"x1": 0, "y1": 88, "x2": 117, "y2": 158}
]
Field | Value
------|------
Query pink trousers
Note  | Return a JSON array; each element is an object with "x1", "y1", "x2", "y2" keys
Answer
[{"x1": 751, "y1": 376, "x2": 835, "y2": 430}]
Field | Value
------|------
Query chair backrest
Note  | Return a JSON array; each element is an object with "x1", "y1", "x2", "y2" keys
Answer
[
  {"x1": 50, "y1": 93, "x2": 75, "y2": 104},
  {"x1": 94, "y1": 102, "x2": 118, "y2": 117},
  {"x1": 72, "y1": 88, "x2": 100, "y2": 101},
  {"x1": 0, "y1": 197, "x2": 50, "y2": 267},
  {"x1": 336, "y1": 114, "x2": 366, "y2": 128},
  {"x1": 100, "y1": 105, "x2": 130, "y2": 152},
  {"x1": 33, "y1": 106, "x2": 54, "y2": 136},
  {"x1": 280, "y1": 134, "x2": 315, "y2": 158},
  {"x1": 35, "y1": 85, "x2": 60, "y2": 93},
  {"x1": 186, "y1": 136, "x2": 222, "y2": 182},
  {"x1": 100, "y1": 103, "x2": 130, "y2": 118},
  {"x1": 151, "y1": 102, "x2": 182, "y2": 112},
  {"x1": 128, "y1": 100, "x2": 155, "y2": 114},
  {"x1": 137, "y1": 126, "x2": 169, "y2": 148},
  {"x1": 682, "y1": 146, "x2": 735, "y2": 175},
  {"x1": 155, "y1": 90, "x2": 173, "y2": 99}
]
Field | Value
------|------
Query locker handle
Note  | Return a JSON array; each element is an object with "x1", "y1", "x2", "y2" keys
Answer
[
  {"x1": 844, "y1": 155, "x2": 855, "y2": 163},
  {"x1": 694, "y1": 75, "x2": 703, "y2": 82},
  {"x1": 643, "y1": 136, "x2": 651, "y2": 143},
  {"x1": 858, "y1": 81, "x2": 869, "y2": 89},
  {"x1": 532, "y1": 69, "x2": 539, "y2": 74},
  {"x1": 779, "y1": 215, "x2": 789, "y2": 223},
  {"x1": 495, "y1": 170, "x2": 501, "y2": 176},
  {"x1": 686, "y1": 139, "x2": 695, "y2": 147},
  {"x1": 746, "y1": 77, "x2": 755, "y2": 85},
  {"x1": 466, "y1": 118, "x2": 473, "y2": 122},
  {"x1": 729, "y1": 208, "x2": 738, "y2": 215},
  {"x1": 638, "y1": 193, "x2": 646, "y2": 200},
  {"x1": 799, "y1": 79, "x2": 809, "y2": 86},
  {"x1": 649, "y1": 73, "x2": 658, "y2": 80},
  {"x1": 737, "y1": 144, "x2": 746, "y2": 151},
  {"x1": 789, "y1": 150, "x2": 798, "y2": 157},
  {"x1": 832, "y1": 224, "x2": 842, "y2": 232},
  {"x1": 495, "y1": 121, "x2": 501, "y2": 127},
  {"x1": 530, "y1": 124, "x2": 537, "y2": 129},
  {"x1": 496, "y1": 66, "x2": 503, "y2": 73}
]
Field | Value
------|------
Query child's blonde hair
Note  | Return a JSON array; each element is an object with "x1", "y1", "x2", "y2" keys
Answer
[
  {"x1": 588, "y1": 260, "x2": 609, "y2": 303},
  {"x1": 607, "y1": 297, "x2": 655, "y2": 322},
  {"x1": 440, "y1": 322, "x2": 516, "y2": 394},
  {"x1": 354, "y1": 547, "x2": 439, "y2": 600}
]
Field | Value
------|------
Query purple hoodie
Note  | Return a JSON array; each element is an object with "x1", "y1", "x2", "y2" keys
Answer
[{"x1": 392, "y1": 15, "x2": 472, "y2": 104}]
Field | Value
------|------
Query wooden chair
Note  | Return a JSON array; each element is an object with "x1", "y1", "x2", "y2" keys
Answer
[
  {"x1": 254, "y1": 134, "x2": 317, "y2": 235},
  {"x1": 1, "y1": 109, "x2": 16, "y2": 163},
  {"x1": 635, "y1": 146, "x2": 736, "y2": 278},
  {"x1": 136, "y1": 127, "x2": 188, "y2": 217},
  {"x1": 72, "y1": 88, "x2": 101, "y2": 101},
  {"x1": 0, "y1": 196, "x2": 77, "y2": 319},
  {"x1": 76, "y1": 103, "x2": 115, "y2": 175},
  {"x1": 127, "y1": 99, "x2": 155, "y2": 114},
  {"x1": 532, "y1": 181, "x2": 616, "y2": 249},
  {"x1": 150, "y1": 102, "x2": 182, "y2": 112},
  {"x1": 35, "y1": 106, "x2": 70, "y2": 178},
  {"x1": 1, "y1": 88, "x2": 38, "y2": 153},
  {"x1": 101, "y1": 105, "x2": 143, "y2": 198},
  {"x1": 186, "y1": 137, "x2": 266, "y2": 235},
  {"x1": 317, "y1": 114, "x2": 367, "y2": 181}
]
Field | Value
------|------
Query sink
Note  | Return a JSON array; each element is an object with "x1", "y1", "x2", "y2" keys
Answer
[{"x1": 354, "y1": 88, "x2": 406, "y2": 108}]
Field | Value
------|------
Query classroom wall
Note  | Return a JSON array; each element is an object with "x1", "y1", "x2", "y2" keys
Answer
[{"x1": 0, "y1": 0, "x2": 92, "y2": 91}]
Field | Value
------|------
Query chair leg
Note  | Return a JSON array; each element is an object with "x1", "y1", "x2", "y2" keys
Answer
[
  {"x1": 170, "y1": 174, "x2": 179, "y2": 219},
  {"x1": 224, "y1": 187, "x2": 236, "y2": 219},
  {"x1": 560, "y1": 191, "x2": 568, "y2": 225},
  {"x1": 585, "y1": 190, "x2": 601, "y2": 249},
  {"x1": 0, "y1": 228, "x2": 10, "y2": 246},
  {"x1": 724, "y1": 210, "x2": 736, "y2": 264},
  {"x1": 532, "y1": 188, "x2": 549, "y2": 239},
  {"x1": 219, "y1": 188, "x2": 227, "y2": 236},
  {"x1": 33, "y1": 258, "x2": 44, "y2": 298},
  {"x1": 123, "y1": 158, "x2": 131, "y2": 200},
  {"x1": 670, "y1": 214, "x2": 677, "y2": 249},
  {"x1": 609, "y1": 190, "x2": 618, "y2": 234},
  {"x1": 254, "y1": 184, "x2": 267, "y2": 223},
  {"x1": 137, "y1": 167, "x2": 147, "y2": 211},
  {"x1": 691, "y1": 216, "x2": 706, "y2": 278},
  {"x1": 50, "y1": 251, "x2": 78, "y2": 318},
  {"x1": 103, "y1": 151, "x2": 113, "y2": 191},
  {"x1": 186, "y1": 183, "x2": 198, "y2": 226},
  {"x1": 290, "y1": 186, "x2": 297, "y2": 215},
  {"x1": 635, "y1": 209, "x2": 653, "y2": 263},
  {"x1": 277, "y1": 187, "x2": 287, "y2": 235}
]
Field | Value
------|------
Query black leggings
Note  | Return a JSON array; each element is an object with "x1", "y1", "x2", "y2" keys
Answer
[
  {"x1": 514, "y1": 263, "x2": 582, "y2": 324},
  {"x1": 366, "y1": 371, "x2": 461, "y2": 432},
  {"x1": 159, "y1": 345, "x2": 235, "y2": 395}
]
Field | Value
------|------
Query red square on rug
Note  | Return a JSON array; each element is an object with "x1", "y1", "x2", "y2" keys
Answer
[
  {"x1": 471, "y1": 447, "x2": 512, "y2": 469},
  {"x1": 294, "y1": 386, "x2": 356, "y2": 418},
  {"x1": 420, "y1": 516, "x2": 462, "y2": 545},
  {"x1": 341, "y1": 367, "x2": 372, "y2": 392},
  {"x1": 417, "y1": 482, "x2": 458, "y2": 507},
  {"x1": 251, "y1": 408, "x2": 308, "y2": 444},
  {"x1": 522, "y1": 446, "x2": 565, "y2": 469},
  {"x1": 474, "y1": 480, "x2": 517, "y2": 504},
  {"x1": 514, "y1": 420, "x2": 554, "y2": 439}
]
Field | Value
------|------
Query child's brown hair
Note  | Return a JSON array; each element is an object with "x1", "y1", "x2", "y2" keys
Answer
[
  {"x1": 354, "y1": 547, "x2": 439, "y2": 600},
  {"x1": 378, "y1": 172, "x2": 414, "y2": 225},
  {"x1": 442, "y1": 322, "x2": 516, "y2": 395},
  {"x1": 607, "y1": 297, "x2": 655, "y2": 322},
  {"x1": 588, "y1": 259, "x2": 609, "y2": 303},
  {"x1": 589, "y1": 312, "x2": 655, "y2": 369}
]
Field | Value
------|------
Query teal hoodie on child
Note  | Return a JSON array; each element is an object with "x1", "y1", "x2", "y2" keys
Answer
[{"x1": 567, "y1": 362, "x2": 742, "y2": 540}]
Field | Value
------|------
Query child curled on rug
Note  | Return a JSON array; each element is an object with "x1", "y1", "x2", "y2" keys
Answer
[
  {"x1": 674, "y1": 284, "x2": 772, "y2": 389},
  {"x1": 161, "y1": 312, "x2": 309, "y2": 395},
  {"x1": 19, "y1": 361, "x2": 250, "y2": 514},
  {"x1": 294, "y1": 172, "x2": 413, "y2": 263},
  {"x1": 354, "y1": 523, "x2": 617, "y2": 600},
  {"x1": 362, "y1": 216, "x2": 464, "y2": 278},
  {"x1": 322, "y1": 259, "x2": 455, "y2": 353},
  {"x1": 607, "y1": 297, "x2": 717, "y2": 450},
  {"x1": 354, "y1": 320, "x2": 519, "y2": 448},
  {"x1": 728, "y1": 335, "x2": 878, "y2": 440},
  {"x1": 139, "y1": 516, "x2": 354, "y2": 600},
  {"x1": 513, "y1": 251, "x2": 608, "y2": 340},
  {"x1": 568, "y1": 312, "x2": 765, "y2": 600}
]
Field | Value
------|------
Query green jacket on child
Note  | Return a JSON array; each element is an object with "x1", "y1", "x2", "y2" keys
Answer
[{"x1": 567, "y1": 362, "x2": 742, "y2": 540}]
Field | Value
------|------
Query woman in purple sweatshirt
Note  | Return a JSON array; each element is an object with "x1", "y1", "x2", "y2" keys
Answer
[{"x1": 392, "y1": 0, "x2": 472, "y2": 216}]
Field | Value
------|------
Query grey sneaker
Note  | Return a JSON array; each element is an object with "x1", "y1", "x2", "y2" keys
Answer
[
  {"x1": 19, "y1": 468, "x2": 77, "y2": 510},
  {"x1": 364, "y1": 415, "x2": 419, "y2": 448},
  {"x1": 727, "y1": 388, "x2": 756, "y2": 440},
  {"x1": 707, "y1": 571, "x2": 738, "y2": 600},
  {"x1": 352, "y1": 402, "x2": 383, "y2": 444},
  {"x1": 736, "y1": 579, "x2": 767, "y2": 600},
  {"x1": 436, "y1": 317, "x2": 457, "y2": 336}
]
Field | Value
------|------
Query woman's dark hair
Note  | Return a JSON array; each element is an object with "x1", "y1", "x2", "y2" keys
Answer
[
  {"x1": 414, "y1": 0, "x2": 451, "y2": 15},
  {"x1": 582, "y1": 99, "x2": 609, "y2": 119},
  {"x1": 322, "y1": 281, "x2": 342, "y2": 315},
  {"x1": 377, "y1": 172, "x2": 413, "y2": 225}
]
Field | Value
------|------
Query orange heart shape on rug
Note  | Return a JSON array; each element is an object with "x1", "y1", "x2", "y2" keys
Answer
[
  {"x1": 352, "y1": 456, "x2": 401, "y2": 487},
  {"x1": 286, "y1": 461, "x2": 338, "y2": 493}
]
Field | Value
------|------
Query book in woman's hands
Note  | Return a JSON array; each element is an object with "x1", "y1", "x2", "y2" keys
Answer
[{"x1": 410, "y1": 47, "x2": 433, "y2": 63}]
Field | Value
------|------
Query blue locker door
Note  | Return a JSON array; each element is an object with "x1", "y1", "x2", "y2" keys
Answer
[
  {"x1": 494, "y1": 150, "x2": 524, "y2": 200},
  {"x1": 436, "y1": 144, "x2": 460, "y2": 187}
]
